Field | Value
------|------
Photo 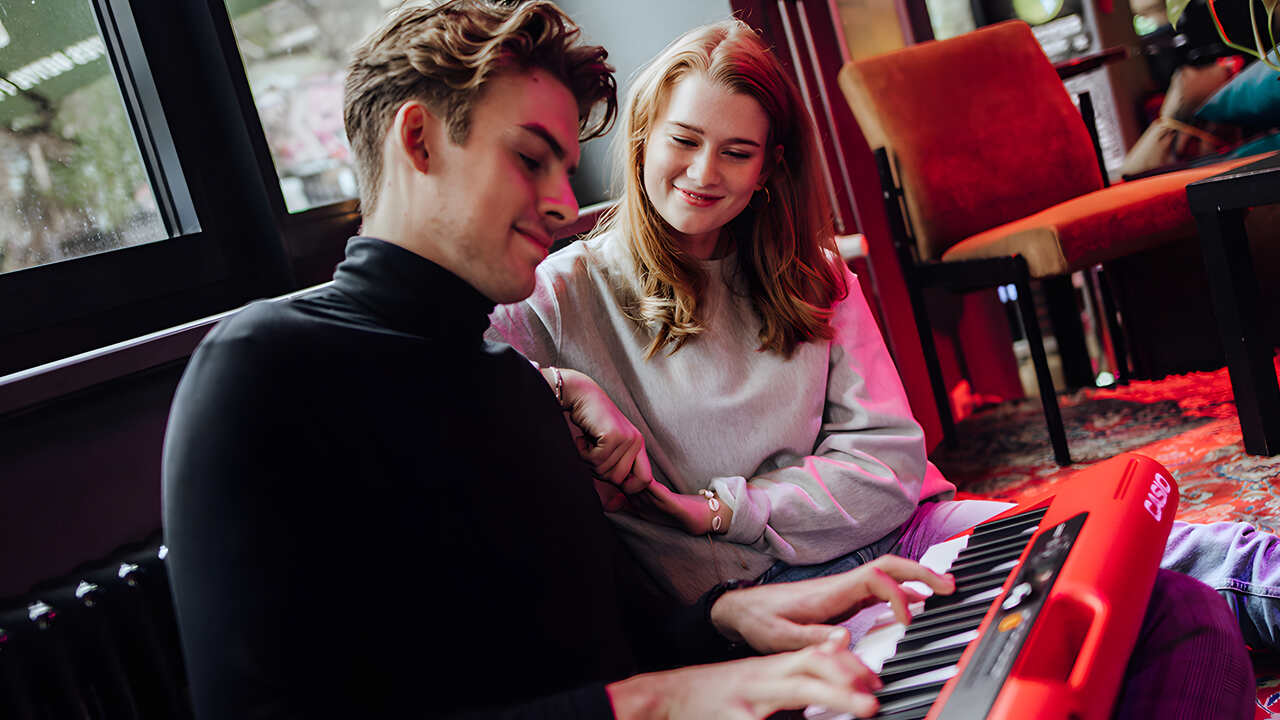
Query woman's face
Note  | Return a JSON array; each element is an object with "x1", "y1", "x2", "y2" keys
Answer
[{"x1": 641, "y1": 74, "x2": 771, "y2": 259}]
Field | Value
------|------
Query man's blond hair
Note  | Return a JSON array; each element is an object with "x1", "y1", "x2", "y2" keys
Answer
[{"x1": 344, "y1": 0, "x2": 616, "y2": 215}]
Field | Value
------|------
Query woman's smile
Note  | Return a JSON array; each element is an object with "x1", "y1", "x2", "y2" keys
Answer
[{"x1": 675, "y1": 186, "x2": 724, "y2": 207}]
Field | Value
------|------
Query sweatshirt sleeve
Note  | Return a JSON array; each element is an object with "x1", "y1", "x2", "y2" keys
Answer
[
  {"x1": 709, "y1": 267, "x2": 927, "y2": 564},
  {"x1": 487, "y1": 268, "x2": 563, "y2": 367}
]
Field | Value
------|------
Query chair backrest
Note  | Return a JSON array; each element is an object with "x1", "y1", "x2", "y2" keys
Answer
[{"x1": 838, "y1": 21, "x2": 1105, "y2": 262}]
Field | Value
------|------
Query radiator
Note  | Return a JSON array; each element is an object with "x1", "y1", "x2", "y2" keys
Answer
[{"x1": 0, "y1": 540, "x2": 192, "y2": 719}]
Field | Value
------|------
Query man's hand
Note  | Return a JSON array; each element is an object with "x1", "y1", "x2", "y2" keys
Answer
[
  {"x1": 607, "y1": 630, "x2": 882, "y2": 719},
  {"x1": 548, "y1": 367, "x2": 651, "y2": 494},
  {"x1": 709, "y1": 555, "x2": 956, "y2": 654}
]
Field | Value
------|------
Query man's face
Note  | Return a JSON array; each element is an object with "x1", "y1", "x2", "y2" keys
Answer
[{"x1": 426, "y1": 68, "x2": 581, "y2": 304}]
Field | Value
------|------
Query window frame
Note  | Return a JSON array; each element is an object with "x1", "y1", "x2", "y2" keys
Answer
[{"x1": 0, "y1": 0, "x2": 314, "y2": 377}]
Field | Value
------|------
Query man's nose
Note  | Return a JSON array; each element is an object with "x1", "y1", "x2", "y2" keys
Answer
[{"x1": 540, "y1": 171, "x2": 580, "y2": 231}]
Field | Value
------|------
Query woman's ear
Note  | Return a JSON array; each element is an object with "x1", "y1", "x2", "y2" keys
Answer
[
  {"x1": 758, "y1": 143, "x2": 784, "y2": 190},
  {"x1": 393, "y1": 101, "x2": 437, "y2": 175}
]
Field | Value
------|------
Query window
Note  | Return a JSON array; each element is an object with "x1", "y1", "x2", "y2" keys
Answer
[
  {"x1": 225, "y1": 0, "x2": 397, "y2": 214},
  {"x1": 0, "y1": 0, "x2": 168, "y2": 274},
  {"x1": 0, "y1": 0, "x2": 297, "y2": 376}
]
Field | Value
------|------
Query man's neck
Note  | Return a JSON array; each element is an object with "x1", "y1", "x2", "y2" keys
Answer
[{"x1": 360, "y1": 212, "x2": 423, "y2": 259}]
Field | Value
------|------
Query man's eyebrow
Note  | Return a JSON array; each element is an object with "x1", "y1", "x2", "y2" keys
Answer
[
  {"x1": 519, "y1": 123, "x2": 577, "y2": 173},
  {"x1": 669, "y1": 121, "x2": 761, "y2": 148}
]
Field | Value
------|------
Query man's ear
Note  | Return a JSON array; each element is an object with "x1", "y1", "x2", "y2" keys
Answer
[{"x1": 394, "y1": 101, "x2": 437, "y2": 175}]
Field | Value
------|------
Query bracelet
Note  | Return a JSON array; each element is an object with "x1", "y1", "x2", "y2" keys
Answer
[
  {"x1": 699, "y1": 488, "x2": 726, "y2": 534},
  {"x1": 549, "y1": 366, "x2": 565, "y2": 408}
]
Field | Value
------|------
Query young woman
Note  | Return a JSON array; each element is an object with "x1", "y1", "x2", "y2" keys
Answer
[
  {"x1": 487, "y1": 18, "x2": 1280, "y2": 656},
  {"x1": 490, "y1": 17, "x2": 951, "y2": 605}
]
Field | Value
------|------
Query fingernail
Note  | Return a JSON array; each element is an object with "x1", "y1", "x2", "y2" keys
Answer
[{"x1": 827, "y1": 628, "x2": 846, "y2": 643}]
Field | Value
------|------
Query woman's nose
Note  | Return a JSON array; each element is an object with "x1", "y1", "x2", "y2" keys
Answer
[{"x1": 686, "y1": 150, "x2": 719, "y2": 186}]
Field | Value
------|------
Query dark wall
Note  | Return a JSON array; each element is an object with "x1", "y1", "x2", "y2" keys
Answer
[
  {"x1": 554, "y1": 0, "x2": 734, "y2": 207},
  {"x1": 0, "y1": 362, "x2": 187, "y2": 598}
]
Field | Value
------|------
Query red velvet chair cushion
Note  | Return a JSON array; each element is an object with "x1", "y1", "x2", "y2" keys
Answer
[{"x1": 940, "y1": 155, "x2": 1265, "y2": 276}]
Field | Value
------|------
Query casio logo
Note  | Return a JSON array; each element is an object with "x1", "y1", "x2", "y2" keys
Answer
[{"x1": 1144, "y1": 473, "x2": 1172, "y2": 522}]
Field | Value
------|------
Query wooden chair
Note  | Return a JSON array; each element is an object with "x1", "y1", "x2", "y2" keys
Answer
[{"x1": 838, "y1": 20, "x2": 1262, "y2": 465}]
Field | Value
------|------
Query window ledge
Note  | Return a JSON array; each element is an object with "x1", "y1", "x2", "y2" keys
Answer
[{"x1": 0, "y1": 282, "x2": 330, "y2": 417}]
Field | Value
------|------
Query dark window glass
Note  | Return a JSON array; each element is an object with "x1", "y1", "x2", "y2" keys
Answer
[{"x1": 0, "y1": 0, "x2": 167, "y2": 274}]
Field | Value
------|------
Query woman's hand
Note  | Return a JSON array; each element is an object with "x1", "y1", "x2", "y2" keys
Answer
[
  {"x1": 547, "y1": 367, "x2": 652, "y2": 494},
  {"x1": 626, "y1": 480, "x2": 733, "y2": 536},
  {"x1": 540, "y1": 367, "x2": 735, "y2": 535},
  {"x1": 607, "y1": 630, "x2": 882, "y2": 719},
  {"x1": 709, "y1": 555, "x2": 956, "y2": 654}
]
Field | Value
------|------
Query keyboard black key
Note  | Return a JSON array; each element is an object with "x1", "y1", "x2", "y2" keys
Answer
[
  {"x1": 899, "y1": 602, "x2": 989, "y2": 636},
  {"x1": 879, "y1": 628, "x2": 979, "y2": 667},
  {"x1": 962, "y1": 524, "x2": 1037, "y2": 553},
  {"x1": 967, "y1": 515, "x2": 1039, "y2": 538},
  {"x1": 970, "y1": 508, "x2": 1046, "y2": 537},
  {"x1": 925, "y1": 583, "x2": 998, "y2": 612},
  {"x1": 875, "y1": 679, "x2": 949, "y2": 715},
  {"x1": 925, "y1": 571, "x2": 1012, "y2": 612},
  {"x1": 898, "y1": 616, "x2": 990, "y2": 651},
  {"x1": 914, "y1": 594, "x2": 998, "y2": 624},
  {"x1": 950, "y1": 545, "x2": 1026, "y2": 574},
  {"x1": 879, "y1": 646, "x2": 967, "y2": 685},
  {"x1": 952, "y1": 564, "x2": 1018, "y2": 593},
  {"x1": 875, "y1": 705, "x2": 932, "y2": 720}
]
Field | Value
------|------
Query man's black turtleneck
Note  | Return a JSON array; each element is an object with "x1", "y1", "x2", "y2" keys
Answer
[{"x1": 163, "y1": 237, "x2": 730, "y2": 719}]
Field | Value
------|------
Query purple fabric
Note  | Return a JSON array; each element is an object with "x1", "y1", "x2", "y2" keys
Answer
[{"x1": 1113, "y1": 569, "x2": 1255, "y2": 719}]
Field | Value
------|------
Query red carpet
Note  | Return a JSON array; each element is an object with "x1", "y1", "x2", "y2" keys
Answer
[
  {"x1": 935, "y1": 361, "x2": 1280, "y2": 530},
  {"x1": 931, "y1": 358, "x2": 1280, "y2": 717}
]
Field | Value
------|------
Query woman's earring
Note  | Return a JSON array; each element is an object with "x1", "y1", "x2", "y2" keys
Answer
[{"x1": 757, "y1": 185, "x2": 771, "y2": 205}]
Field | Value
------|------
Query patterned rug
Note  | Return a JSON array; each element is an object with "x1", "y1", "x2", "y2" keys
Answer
[{"x1": 931, "y1": 358, "x2": 1280, "y2": 717}]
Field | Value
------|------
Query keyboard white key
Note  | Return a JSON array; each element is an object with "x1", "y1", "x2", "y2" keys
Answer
[
  {"x1": 805, "y1": 527, "x2": 1034, "y2": 720},
  {"x1": 849, "y1": 535, "x2": 972, "y2": 672}
]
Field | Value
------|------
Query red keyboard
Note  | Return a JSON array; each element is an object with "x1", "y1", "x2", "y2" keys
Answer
[{"x1": 812, "y1": 452, "x2": 1178, "y2": 720}]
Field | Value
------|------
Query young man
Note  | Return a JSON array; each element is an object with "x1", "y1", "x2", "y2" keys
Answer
[
  {"x1": 161, "y1": 2, "x2": 952, "y2": 718},
  {"x1": 162, "y1": 2, "x2": 1254, "y2": 718}
]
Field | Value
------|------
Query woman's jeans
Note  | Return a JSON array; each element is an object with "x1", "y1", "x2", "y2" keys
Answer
[{"x1": 759, "y1": 499, "x2": 1280, "y2": 651}]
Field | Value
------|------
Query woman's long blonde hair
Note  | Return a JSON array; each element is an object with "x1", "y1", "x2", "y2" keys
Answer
[{"x1": 593, "y1": 18, "x2": 846, "y2": 359}]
